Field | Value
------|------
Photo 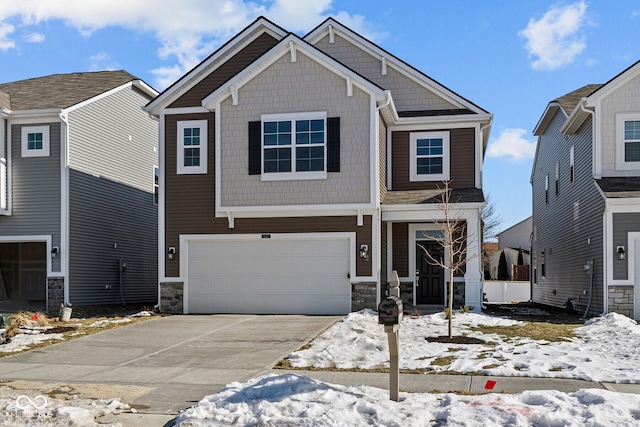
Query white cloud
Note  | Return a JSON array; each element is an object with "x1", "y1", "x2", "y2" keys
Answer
[
  {"x1": 0, "y1": 0, "x2": 378, "y2": 89},
  {"x1": 518, "y1": 1, "x2": 589, "y2": 70},
  {"x1": 486, "y1": 128, "x2": 537, "y2": 161},
  {"x1": 0, "y1": 22, "x2": 15, "y2": 50},
  {"x1": 89, "y1": 51, "x2": 120, "y2": 71},
  {"x1": 23, "y1": 32, "x2": 44, "y2": 43}
]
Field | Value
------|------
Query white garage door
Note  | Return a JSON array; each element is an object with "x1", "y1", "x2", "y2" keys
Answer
[{"x1": 187, "y1": 237, "x2": 352, "y2": 314}]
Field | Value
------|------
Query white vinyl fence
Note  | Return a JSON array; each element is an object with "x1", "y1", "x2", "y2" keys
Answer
[{"x1": 483, "y1": 281, "x2": 530, "y2": 304}]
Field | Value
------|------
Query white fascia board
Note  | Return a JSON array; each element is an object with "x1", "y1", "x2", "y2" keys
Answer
[
  {"x1": 7, "y1": 109, "x2": 61, "y2": 123},
  {"x1": 559, "y1": 98, "x2": 589, "y2": 135},
  {"x1": 163, "y1": 106, "x2": 210, "y2": 115},
  {"x1": 381, "y1": 204, "x2": 483, "y2": 222},
  {"x1": 146, "y1": 20, "x2": 288, "y2": 116},
  {"x1": 392, "y1": 113, "x2": 493, "y2": 129},
  {"x1": 585, "y1": 60, "x2": 640, "y2": 105},
  {"x1": 133, "y1": 79, "x2": 159, "y2": 98},
  {"x1": 62, "y1": 81, "x2": 142, "y2": 115},
  {"x1": 388, "y1": 116, "x2": 491, "y2": 133},
  {"x1": 533, "y1": 103, "x2": 562, "y2": 136},
  {"x1": 305, "y1": 20, "x2": 487, "y2": 114},
  {"x1": 216, "y1": 205, "x2": 378, "y2": 219},
  {"x1": 202, "y1": 35, "x2": 386, "y2": 109}
]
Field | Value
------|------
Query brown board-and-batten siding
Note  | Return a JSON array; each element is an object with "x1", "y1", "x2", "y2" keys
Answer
[
  {"x1": 168, "y1": 32, "x2": 279, "y2": 109},
  {"x1": 163, "y1": 113, "x2": 373, "y2": 279},
  {"x1": 391, "y1": 128, "x2": 475, "y2": 190}
]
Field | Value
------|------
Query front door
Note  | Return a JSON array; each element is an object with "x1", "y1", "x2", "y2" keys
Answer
[{"x1": 416, "y1": 241, "x2": 444, "y2": 304}]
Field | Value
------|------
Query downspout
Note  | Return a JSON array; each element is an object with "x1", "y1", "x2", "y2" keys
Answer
[
  {"x1": 579, "y1": 101, "x2": 599, "y2": 315},
  {"x1": 376, "y1": 90, "x2": 391, "y2": 111},
  {"x1": 59, "y1": 111, "x2": 71, "y2": 307}
]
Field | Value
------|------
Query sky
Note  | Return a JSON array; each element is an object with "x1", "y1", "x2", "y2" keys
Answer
[{"x1": 1, "y1": 0, "x2": 638, "y2": 233}]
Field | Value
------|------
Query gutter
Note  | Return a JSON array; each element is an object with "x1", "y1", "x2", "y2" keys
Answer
[{"x1": 58, "y1": 110, "x2": 72, "y2": 307}]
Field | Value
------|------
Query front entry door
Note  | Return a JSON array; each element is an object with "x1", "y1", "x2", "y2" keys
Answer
[{"x1": 416, "y1": 241, "x2": 444, "y2": 304}]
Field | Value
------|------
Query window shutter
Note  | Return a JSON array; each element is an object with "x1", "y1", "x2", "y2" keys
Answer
[
  {"x1": 248, "y1": 121, "x2": 261, "y2": 175},
  {"x1": 327, "y1": 117, "x2": 340, "y2": 172}
]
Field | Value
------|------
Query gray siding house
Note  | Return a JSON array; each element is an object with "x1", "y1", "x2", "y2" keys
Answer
[
  {"x1": 0, "y1": 71, "x2": 159, "y2": 312},
  {"x1": 531, "y1": 60, "x2": 640, "y2": 320},
  {"x1": 146, "y1": 17, "x2": 493, "y2": 315}
]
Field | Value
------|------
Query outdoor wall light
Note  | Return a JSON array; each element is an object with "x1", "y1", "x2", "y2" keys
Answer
[
  {"x1": 617, "y1": 246, "x2": 626, "y2": 260},
  {"x1": 51, "y1": 247, "x2": 59, "y2": 258},
  {"x1": 168, "y1": 246, "x2": 176, "y2": 260},
  {"x1": 360, "y1": 244, "x2": 368, "y2": 260}
]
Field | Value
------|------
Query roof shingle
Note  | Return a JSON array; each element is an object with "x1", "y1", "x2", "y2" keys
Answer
[{"x1": 0, "y1": 70, "x2": 138, "y2": 110}]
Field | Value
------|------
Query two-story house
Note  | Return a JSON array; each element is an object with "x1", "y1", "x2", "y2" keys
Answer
[
  {"x1": 0, "y1": 71, "x2": 159, "y2": 312},
  {"x1": 146, "y1": 17, "x2": 492, "y2": 315},
  {"x1": 531, "y1": 59, "x2": 640, "y2": 320}
]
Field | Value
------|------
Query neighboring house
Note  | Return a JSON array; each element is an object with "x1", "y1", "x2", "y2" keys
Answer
[
  {"x1": 145, "y1": 17, "x2": 492, "y2": 315},
  {"x1": 0, "y1": 71, "x2": 159, "y2": 313},
  {"x1": 486, "y1": 217, "x2": 532, "y2": 280},
  {"x1": 531, "y1": 59, "x2": 640, "y2": 320}
]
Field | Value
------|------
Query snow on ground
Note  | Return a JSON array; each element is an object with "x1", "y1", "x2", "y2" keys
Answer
[
  {"x1": 287, "y1": 309, "x2": 640, "y2": 383},
  {"x1": 175, "y1": 310, "x2": 640, "y2": 426},
  {"x1": 2, "y1": 309, "x2": 640, "y2": 425},
  {"x1": 175, "y1": 373, "x2": 640, "y2": 427}
]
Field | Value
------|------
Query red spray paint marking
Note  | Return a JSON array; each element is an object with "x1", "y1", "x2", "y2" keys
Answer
[{"x1": 485, "y1": 380, "x2": 496, "y2": 390}]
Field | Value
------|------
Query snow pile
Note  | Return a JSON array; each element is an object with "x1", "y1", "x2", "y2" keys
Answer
[
  {"x1": 286, "y1": 310, "x2": 640, "y2": 383},
  {"x1": 174, "y1": 373, "x2": 640, "y2": 427}
]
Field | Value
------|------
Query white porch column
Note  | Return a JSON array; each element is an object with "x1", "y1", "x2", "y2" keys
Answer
[{"x1": 463, "y1": 210, "x2": 483, "y2": 312}]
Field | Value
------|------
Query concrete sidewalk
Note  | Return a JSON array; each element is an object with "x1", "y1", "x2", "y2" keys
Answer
[{"x1": 270, "y1": 369, "x2": 640, "y2": 395}]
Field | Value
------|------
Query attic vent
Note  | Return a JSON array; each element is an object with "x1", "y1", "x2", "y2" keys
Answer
[
  {"x1": 328, "y1": 25, "x2": 334, "y2": 43},
  {"x1": 381, "y1": 56, "x2": 387, "y2": 75}
]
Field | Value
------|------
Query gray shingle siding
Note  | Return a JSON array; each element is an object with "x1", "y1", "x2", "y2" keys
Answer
[
  {"x1": 0, "y1": 122, "x2": 61, "y2": 272},
  {"x1": 67, "y1": 85, "x2": 158, "y2": 305},
  {"x1": 532, "y1": 112, "x2": 604, "y2": 316}
]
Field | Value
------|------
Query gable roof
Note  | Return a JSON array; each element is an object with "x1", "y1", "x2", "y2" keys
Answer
[
  {"x1": 0, "y1": 70, "x2": 154, "y2": 111},
  {"x1": 533, "y1": 84, "x2": 601, "y2": 136},
  {"x1": 305, "y1": 18, "x2": 491, "y2": 117},
  {"x1": 201, "y1": 32, "x2": 387, "y2": 110},
  {"x1": 145, "y1": 16, "x2": 288, "y2": 115}
]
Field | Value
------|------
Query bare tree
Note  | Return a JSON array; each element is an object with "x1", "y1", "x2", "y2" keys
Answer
[
  {"x1": 418, "y1": 181, "x2": 480, "y2": 339},
  {"x1": 481, "y1": 194, "x2": 502, "y2": 279}
]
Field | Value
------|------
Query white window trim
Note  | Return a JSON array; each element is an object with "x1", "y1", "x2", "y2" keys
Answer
[
  {"x1": 409, "y1": 130, "x2": 450, "y2": 182},
  {"x1": 260, "y1": 111, "x2": 327, "y2": 181},
  {"x1": 177, "y1": 120, "x2": 207, "y2": 174},
  {"x1": 21, "y1": 125, "x2": 50, "y2": 158},
  {"x1": 569, "y1": 145, "x2": 575, "y2": 183},
  {"x1": 153, "y1": 166, "x2": 159, "y2": 205},
  {"x1": 616, "y1": 113, "x2": 640, "y2": 171}
]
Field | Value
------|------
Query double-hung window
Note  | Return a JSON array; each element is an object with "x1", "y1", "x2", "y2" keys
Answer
[
  {"x1": 261, "y1": 112, "x2": 327, "y2": 180},
  {"x1": 21, "y1": 125, "x2": 50, "y2": 158},
  {"x1": 616, "y1": 113, "x2": 640, "y2": 170},
  {"x1": 409, "y1": 131, "x2": 450, "y2": 181},
  {"x1": 177, "y1": 120, "x2": 207, "y2": 174},
  {"x1": 624, "y1": 119, "x2": 640, "y2": 162}
]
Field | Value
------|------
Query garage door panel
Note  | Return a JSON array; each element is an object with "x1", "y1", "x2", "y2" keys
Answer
[{"x1": 187, "y1": 237, "x2": 352, "y2": 314}]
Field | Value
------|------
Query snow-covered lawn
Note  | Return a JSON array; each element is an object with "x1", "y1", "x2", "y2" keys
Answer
[
  {"x1": 175, "y1": 310, "x2": 640, "y2": 426},
  {"x1": 286, "y1": 309, "x2": 640, "y2": 383},
  {"x1": 3, "y1": 308, "x2": 640, "y2": 425}
]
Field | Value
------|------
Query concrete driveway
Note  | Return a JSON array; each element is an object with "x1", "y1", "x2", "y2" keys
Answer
[{"x1": 0, "y1": 314, "x2": 341, "y2": 414}]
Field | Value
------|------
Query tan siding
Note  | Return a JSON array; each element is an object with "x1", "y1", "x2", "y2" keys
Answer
[
  {"x1": 391, "y1": 128, "x2": 475, "y2": 190},
  {"x1": 314, "y1": 34, "x2": 458, "y2": 112},
  {"x1": 169, "y1": 33, "x2": 279, "y2": 108},
  {"x1": 219, "y1": 52, "x2": 371, "y2": 206}
]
